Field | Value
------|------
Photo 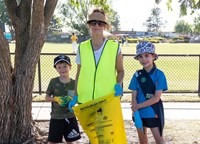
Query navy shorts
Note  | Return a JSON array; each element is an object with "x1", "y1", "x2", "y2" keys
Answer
[
  {"x1": 142, "y1": 118, "x2": 159, "y2": 128},
  {"x1": 48, "y1": 117, "x2": 81, "y2": 143},
  {"x1": 132, "y1": 117, "x2": 159, "y2": 128}
]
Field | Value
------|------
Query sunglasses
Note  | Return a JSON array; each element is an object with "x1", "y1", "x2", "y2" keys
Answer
[{"x1": 88, "y1": 20, "x2": 106, "y2": 27}]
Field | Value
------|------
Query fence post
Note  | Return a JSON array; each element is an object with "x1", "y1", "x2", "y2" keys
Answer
[
  {"x1": 38, "y1": 58, "x2": 42, "y2": 95},
  {"x1": 198, "y1": 55, "x2": 200, "y2": 97}
]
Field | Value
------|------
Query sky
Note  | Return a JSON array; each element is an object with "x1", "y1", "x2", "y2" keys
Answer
[
  {"x1": 112, "y1": 0, "x2": 200, "y2": 32},
  {"x1": 5, "y1": 0, "x2": 197, "y2": 33}
]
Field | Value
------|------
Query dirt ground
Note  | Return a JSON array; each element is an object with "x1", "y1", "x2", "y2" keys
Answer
[{"x1": 34, "y1": 119, "x2": 200, "y2": 144}]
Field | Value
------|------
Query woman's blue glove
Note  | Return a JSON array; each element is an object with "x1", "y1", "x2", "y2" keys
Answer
[
  {"x1": 68, "y1": 95, "x2": 78, "y2": 112},
  {"x1": 133, "y1": 110, "x2": 143, "y2": 132},
  {"x1": 114, "y1": 83, "x2": 123, "y2": 96}
]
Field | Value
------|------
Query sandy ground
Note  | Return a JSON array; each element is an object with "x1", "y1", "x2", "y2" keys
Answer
[{"x1": 34, "y1": 119, "x2": 200, "y2": 144}]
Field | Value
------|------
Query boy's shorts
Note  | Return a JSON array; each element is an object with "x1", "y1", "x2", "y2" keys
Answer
[{"x1": 48, "y1": 117, "x2": 81, "y2": 143}]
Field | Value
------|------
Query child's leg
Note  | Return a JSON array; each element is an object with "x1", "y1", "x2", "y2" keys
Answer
[
  {"x1": 48, "y1": 119, "x2": 64, "y2": 144},
  {"x1": 137, "y1": 127, "x2": 148, "y2": 144},
  {"x1": 64, "y1": 117, "x2": 81, "y2": 143},
  {"x1": 150, "y1": 127, "x2": 165, "y2": 144}
]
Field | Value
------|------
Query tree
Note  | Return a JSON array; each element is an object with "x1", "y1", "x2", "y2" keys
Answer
[
  {"x1": 0, "y1": 0, "x2": 110, "y2": 143},
  {"x1": 59, "y1": 1, "x2": 90, "y2": 36},
  {"x1": 0, "y1": 0, "x2": 12, "y2": 28},
  {"x1": 143, "y1": 7, "x2": 166, "y2": 32},
  {"x1": 109, "y1": 8, "x2": 120, "y2": 31},
  {"x1": 193, "y1": 14, "x2": 200, "y2": 34},
  {"x1": 48, "y1": 15, "x2": 63, "y2": 33},
  {"x1": 155, "y1": 0, "x2": 200, "y2": 16},
  {"x1": 59, "y1": 0, "x2": 120, "y2": 36},
  {"x1": 69, "y1": 0, "x2": 110, "y2": 11},
  {"x1": 174, "y1": 20, "x2": 192, "y2": 34},
  {"x1": 0, "y1": 0, "x2": 14, "y2": 39},
  {"x1": 0, "y1": 0, "x2": 58, "y2": 143}
]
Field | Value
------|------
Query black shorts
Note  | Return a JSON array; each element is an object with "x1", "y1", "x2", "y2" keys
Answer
[
  {"x1": 48, "y1": 117, "x2": 81, "y2": 143},
  {"x1": 132, "y1": 117, "x2": 159, "y2": 128},
  {"x1": 142, "y1": 118, "x2": 159, "y2": 128}
]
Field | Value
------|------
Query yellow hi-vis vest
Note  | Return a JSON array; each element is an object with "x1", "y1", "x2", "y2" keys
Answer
[{"x1": 77, "y1": 39, "x2": 119, "y2": 103}]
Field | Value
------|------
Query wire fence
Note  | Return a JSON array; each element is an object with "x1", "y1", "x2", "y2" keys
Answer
[{"x1": 11, "y1": 53, "x2": 200, "y2": 95}]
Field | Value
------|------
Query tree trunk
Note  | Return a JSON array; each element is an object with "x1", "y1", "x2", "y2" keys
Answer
[{"x1": 0, "y1": 0, "x2": 58, "y2": 143}]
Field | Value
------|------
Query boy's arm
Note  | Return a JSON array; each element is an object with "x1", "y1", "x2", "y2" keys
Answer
[
  {"x1": 46, "y1": 94, "x2": 72, "y2": 107},
  {"x1": 132, "y1": 90, "x2": 162, "y2": 111},
  {"x1": 131, "y1": 90, "x2": 137, "y2": 110},
  {"x1": 137, "y1": 90, "x2": 162, "y2": 109},
  {"x1": 45, "y1": 94, "x2": 54, "y2": 102},
  {"x1": 70, "y1": 36, "x2": 73, "y2": 42},
  {"x1": 45, "y1": 79, "x2": 69, "y2": 105}
]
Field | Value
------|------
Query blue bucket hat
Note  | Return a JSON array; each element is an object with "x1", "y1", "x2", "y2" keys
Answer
[{"x1": 134, "y1": 41, "x2": 158, "y2": 60}]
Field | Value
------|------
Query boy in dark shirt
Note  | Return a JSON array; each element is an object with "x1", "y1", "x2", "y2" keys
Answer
[{"x1": 45, "y1": 55, "x2": 81, "y2": 144}]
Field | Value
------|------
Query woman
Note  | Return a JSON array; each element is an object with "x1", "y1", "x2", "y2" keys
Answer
[{"x1": 68, "y1": 8, "x2": 124, "y2": 110}]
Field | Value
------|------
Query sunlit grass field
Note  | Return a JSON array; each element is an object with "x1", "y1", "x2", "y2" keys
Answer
[
  {"x1": 9, "y1": 42, "x2": 200, "y2": 54},
  {"x1": 123, "y1": 43, "x2": 200, "y2": 54},
  {"x1": 9, "y1": 42, "x2": 200, "y2": 94}
]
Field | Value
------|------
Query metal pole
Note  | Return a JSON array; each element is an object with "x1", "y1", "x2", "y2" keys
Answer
[
  {"x1": 38, "y1": 58, "x2": 42, "y2": 95},
  {"x1": 198, "y1": 55, "x2": 200, "y2": 97}
]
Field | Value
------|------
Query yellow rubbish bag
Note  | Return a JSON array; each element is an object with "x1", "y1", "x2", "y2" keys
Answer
[{"x1": 73, "y1": 93, "x2": 127, "y2": 144}]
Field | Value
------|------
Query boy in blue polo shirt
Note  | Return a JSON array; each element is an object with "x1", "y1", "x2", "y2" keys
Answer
[{"x1": 129, "y1": 41, "x2": 168, "y2": 144}]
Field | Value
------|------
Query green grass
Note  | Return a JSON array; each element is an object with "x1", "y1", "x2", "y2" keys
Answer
[
  {"x1": 10, "y1": 42, "x2": 200, "y2": 54},
  {"x1": 122, "y1": 43, "x2": 200, "y2": 54},
  {"x1": 10, "y1": 42, "x2": 200, "y2": 97},
  {"x1": 9, "y1": 42, "x2": 75, "y2": 53}
]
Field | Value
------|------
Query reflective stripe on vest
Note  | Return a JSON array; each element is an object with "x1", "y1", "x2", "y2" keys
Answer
[{"x1": 77, "y1": 39, "x2": 119, "y2": 103}]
